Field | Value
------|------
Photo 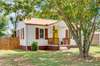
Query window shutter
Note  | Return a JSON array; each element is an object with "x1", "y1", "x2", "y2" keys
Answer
[
  {"x1": 45, "y1": 28, "x2": 48, "y2": 39},
  {"x1": 66, "y1": 30, "x2": 68, "y2": 38},
  {"x1": 23, "y1": 28, "x2": 24, "y2": 39},
  {"x1": 36, "y1": 28, "x2": 39, "y2": 39}
]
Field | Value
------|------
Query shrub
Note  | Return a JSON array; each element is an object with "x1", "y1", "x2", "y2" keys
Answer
[{"x1": 32, "y1": 41, "x2": 38, "y2": 51}]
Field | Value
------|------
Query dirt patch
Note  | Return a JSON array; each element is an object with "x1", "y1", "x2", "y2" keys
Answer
[
  {"x1": 13, "y1": 57, "x2": 34, "y2": 66},
  {"x1": 13, "y1": 57, "x2": 28, "y2": 62},
  {"x1": 0, "y1": 56, "x2": 35, "y2": 66},
  {"x1": 0, "y1": 57, "x2": 6, "y2": 66}
]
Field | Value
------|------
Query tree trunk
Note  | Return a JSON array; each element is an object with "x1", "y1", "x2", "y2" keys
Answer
[{"x1": 78, "y1": 41, "x2": 91, "y2": 59}]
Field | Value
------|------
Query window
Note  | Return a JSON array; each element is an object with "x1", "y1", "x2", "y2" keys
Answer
[
  {"x1": 22, "y1": 28, "x2": 24, "y2": 39},
  {"x1": 40, "y1": 29, "x2": 44, "y2": 38},
  {"x1": 35, "y1": 28, "x2": 48, "y2": 39},
  {"x1": 20, "y1": 28, "x2": 24, "y2": 39}
]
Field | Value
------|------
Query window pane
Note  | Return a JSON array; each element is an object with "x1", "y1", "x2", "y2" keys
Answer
[{"x1": 40, "y1": 29, "x2": 44, "y2": 38}]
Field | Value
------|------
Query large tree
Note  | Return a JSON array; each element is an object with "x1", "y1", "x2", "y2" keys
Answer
[
  {"x1": 0, "y1": 0, "x2": 99, "y2": 59},
  {"x1": 40, "y1": 0, "x2": 98, "y2": 59},
  {"x1": 42, "y1": 0, "x2": 99, "y2": 59}
]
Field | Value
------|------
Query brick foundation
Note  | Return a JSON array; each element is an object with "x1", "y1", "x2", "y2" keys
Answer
[
  {"x1": 20, "y1": 45, "x2": 77, "y2": 51},
  {"x1": 20, "y1": 45, "x2": 59, "y2": 51},
  {"x1": 39, "y1": 46, "x2": 59, "y2": 50}
]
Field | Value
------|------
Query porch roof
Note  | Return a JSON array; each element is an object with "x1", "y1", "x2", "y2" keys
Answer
[{"x1": 24, "y1": 18, "x2": 58, "y2": 26}]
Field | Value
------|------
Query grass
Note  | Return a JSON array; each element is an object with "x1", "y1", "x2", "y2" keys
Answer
[{"x1": 0, "y1": 46, "x2": 100, "y2": 66}]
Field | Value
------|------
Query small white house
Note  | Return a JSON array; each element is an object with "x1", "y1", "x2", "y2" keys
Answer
[{"x1": 16, "y1": 18, "x2": 76, "y2": 50}]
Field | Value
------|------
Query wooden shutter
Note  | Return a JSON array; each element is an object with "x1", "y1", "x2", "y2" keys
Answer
[
  {"x1": 45, "y1": 28, "x2": 48, "y2": 39},
  {"x1": 35, "y1": 28, "x2": 39, "y2": 39},
  {"x1": 23, "y1": 28, "x2": 24, "y2": 39},
  {"x1": 66, "y1": 30, "x2": 68, "y2": 38}
]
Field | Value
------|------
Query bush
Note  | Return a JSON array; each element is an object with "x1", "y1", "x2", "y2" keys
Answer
[{"x1": 32, "y1": 41, "x2": 38, "y2": 51}]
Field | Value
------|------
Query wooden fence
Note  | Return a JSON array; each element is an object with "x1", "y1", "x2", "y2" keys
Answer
[{"x1": 0, "y1": 37, "x2": 20, "y2": 50}]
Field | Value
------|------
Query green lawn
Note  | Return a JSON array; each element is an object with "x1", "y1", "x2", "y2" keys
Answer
[{"x1": 0, "y1": 46, "x2": 100, "y2": 66}]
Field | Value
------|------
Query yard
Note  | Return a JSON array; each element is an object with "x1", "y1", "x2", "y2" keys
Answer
[{"x1": 0, "y1": 46, "x2": 100, "y2": 66}]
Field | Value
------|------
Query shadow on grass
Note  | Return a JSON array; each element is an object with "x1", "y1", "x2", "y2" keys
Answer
[{"x1": 1, "y1": 49, "x2": 100, "y2": 66}]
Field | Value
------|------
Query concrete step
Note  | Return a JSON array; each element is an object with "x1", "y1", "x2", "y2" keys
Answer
[{"x1": 59, "y1": 46, "x2": 68, "y2": 50}]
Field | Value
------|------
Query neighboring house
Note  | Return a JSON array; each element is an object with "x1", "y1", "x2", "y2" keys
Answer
[
  {"x1": 16, "y1": 18, "x2": 100, "y2": 50},
  {"x1": 92, "y1": 32, "x2": 100, "y2": 45}
]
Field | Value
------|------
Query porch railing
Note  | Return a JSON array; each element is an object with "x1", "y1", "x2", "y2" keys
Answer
[{"x1": 48, "y1": 38, "x2": 70, "y2": 45}]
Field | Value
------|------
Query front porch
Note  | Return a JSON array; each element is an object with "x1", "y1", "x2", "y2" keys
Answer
[{"x1": 39, "y1": 38, "x2": 70, "y2": 50}]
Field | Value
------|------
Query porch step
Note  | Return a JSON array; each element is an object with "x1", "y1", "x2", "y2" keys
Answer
[{"x1": 59, "y1": 46, "x2": 68, "y2": 50}]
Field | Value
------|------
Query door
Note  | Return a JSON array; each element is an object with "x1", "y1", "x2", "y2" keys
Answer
[{"x1": 53, "y1": 26, "x2": 59, "y2": 45}]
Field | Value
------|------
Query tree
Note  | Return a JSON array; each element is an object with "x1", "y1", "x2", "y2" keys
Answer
[
  {"x1": 0, "y1": 0, "x2": 42, "y2": 37},
  {"x1": 0, "y1": 16, "x2": 7, "y2": 37},
  {"x1": 0, "y1": 0, "x2": 99, "y2": 59},
  {"x1": 96, "y1": 16, "x2": 100, "y2": 31},
  {"x1": 0, "y1": 0, "x2": 29, "y2": 37},
  {"x1": 96, "y1": 0, "x2": 100, "y2": 31},
  {"x1": 40, "y1": 0, "x2": 98, "y2": 59}
]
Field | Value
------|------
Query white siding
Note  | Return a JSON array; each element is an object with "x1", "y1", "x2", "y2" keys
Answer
[
  {"x1": 26, "y1": 25, "x2": 48, "y2": 46},
  {"x1": 70, "y1": 39, "x2": 77, "y2": 46},
  {"x1": 48, "y1": 26, "x2": 53, "y2": 38},
  {"x1": 26, "y1": 25, "x2": 35, "y2": 46},
  {"x1": 16, "y1": 21, "x2": 26, "y2": 46}
]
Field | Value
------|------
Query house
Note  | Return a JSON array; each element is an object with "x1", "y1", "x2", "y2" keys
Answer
[
  {"x1": 16, "y1": 18, "x2": 77, "y2": 50},
  {"x1": 92, "y1": 32, "x2": 100, "y2": 45}
]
